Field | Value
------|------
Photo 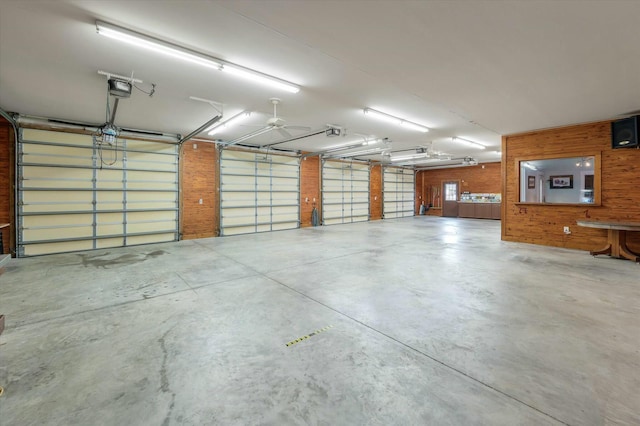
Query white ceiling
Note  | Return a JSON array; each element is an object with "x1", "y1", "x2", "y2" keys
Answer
[{"x1": 2, "y1": 0, "x2": 640, "y2": 167}]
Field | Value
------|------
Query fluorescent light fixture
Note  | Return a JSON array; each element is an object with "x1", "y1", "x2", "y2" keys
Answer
[
  {"x1": 452, "y1": 137, "x2": 486, "y2": 149},
  {"x1": 96, "y1": 21, "x2": 300, "y2": 93},
  {"x1": 363, "y1": 108, "x2": 429, "y2": 133},
  {"x1": 391, "y1": 153, "x2": 429, "y2": 162},
  {"x1": 96, "y1": 21, "x2": 222, "y2": 70},
  {"x1": 523, "y1": 162, "x2": 537, "y2": 171},
  {"x1": 330, "y1": 147, "x2": 383, "y2": 158},
  {"x1": 207, "y1": 111, "x2": 251, "y2": 135},
  {"x1": 406, "y1": 157, "x2": 450, "y2": 165},
  {"x1": 223, "y1": 65, "x2": 299, "y2": 94},
  {"x1": 325, "y1": 138, "x2": 380, "y2": 151},
  {"x1": 323, "y1": 140, "x2": 366, "y2": 151}
]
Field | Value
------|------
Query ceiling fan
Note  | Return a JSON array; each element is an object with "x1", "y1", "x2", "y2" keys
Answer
[{"x1": 228, "y1": 98, "x2": 310, "y2": 145}]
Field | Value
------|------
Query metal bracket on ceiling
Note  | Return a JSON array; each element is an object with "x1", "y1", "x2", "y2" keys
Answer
[{"x1": 189, "y1": 96, "x2": 223, "y2": 116}]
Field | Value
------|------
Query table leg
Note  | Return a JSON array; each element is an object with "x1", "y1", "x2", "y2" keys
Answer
[
  {"x1": 590, "y1": 233, "x2": 612, "y2": 256},
  {"x1": 615, "y1": 230, "x2": 640, "y2": 262}
]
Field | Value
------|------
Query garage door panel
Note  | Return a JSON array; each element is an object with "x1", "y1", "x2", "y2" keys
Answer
[
  {"x1": 95, "y1": 237, "x2": 125, "y2": 249},
  {"x1": 127, "y1": 210, "x2": 176, "y2": 222},
  {"x1": 22, "y1": 203, "x2": 92, "y2": 214},
  {"x1": 127, "y1": 192, "x2": 175, "y2": 203},
  {"x1": 23, "y1": 223, "x2": 93, "y2": 241},
  {"x1": 322, "y1": 160, "x2": 369, "y2": 225},
  {"x1": 271, "y1": 170, "x2": 298, "y2": 179},
  {"x1": 383, "y1": 167, "x2": 415, "y2": 219},
  {"x1": 18, "y1": 129, "x2": 178, "y2": 256},
  {"x1": 352, "y1": 193, "x2": 369, "y2": 203},
  {"x1": 97, "y1": 223, "x2": 124, "y2": 236},
  {"x1": 22, "y1": 129, "x2": 93, "y2": 146},
  {"x1": 96, "y1": 169, "x2": 124, "y2": 189},
  {"x1": 22, "y1": 191, "x2": 93, "y2": 213},
  {"x1": 220, "y1": 150, "x2": 299, "y2": 236},
  {"x1": 23, "y1": 214, "x2": 92, "y2": 228},
  {"x1": 24, "y1": 240, "x2": 93, "y2": 256},
  {"x1": 23, "y1": 166, "x2": 93, "y2": 189},
  {"x1": 22, "y1": 142, "x2": 88, "y2": 155},
  {"x1": 126, "y1": 233, "x2": 175, "y2": 246},
  {"x1": 222, "y1": 225, "x2": 255, "y2": 236}
]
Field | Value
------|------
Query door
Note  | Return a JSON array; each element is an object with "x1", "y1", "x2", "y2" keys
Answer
[
  {"x1": 220, "y1": 150, "x2": 300, "y2": 236},
  {"x1": 18, "y1": 128, "x2": 179, "y2": 256},
  {"x1": 322, "y1": 160, "x2": 369, "y2": 225},
  {"x1": 382, "y1": 167, "x2": 415, "y2": 219},
  {"x1": 442, "y1": 181, "x2": 459, "y2": 217}
]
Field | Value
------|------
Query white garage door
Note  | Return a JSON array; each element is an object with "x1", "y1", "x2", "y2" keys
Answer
[
  {"x1": 383, "y1": 167, "x2": 415, "y2": 218},
  {"x1": 18, "y1": 129, "x2": 178, "y2": 256},
  {"x1": 322, "y1": 160, "x2": 369, "y2": 225},
  {"x1": 220, "y1": 150, "x2": 299, "y2": 236}
]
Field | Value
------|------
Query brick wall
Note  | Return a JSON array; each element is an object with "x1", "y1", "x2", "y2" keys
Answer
[
  {"x1": 0, "y1": 118, "x2": 13, "y2": 255},
  {"x1": 300, "y1": 155, "x2": 320, "y2": 227},
  {"x1": 369, "y1": 164, "x2": 382, "y2": 220},
  {"x1": 180, "y1": 141, "x2": 218, "y2": 239}
]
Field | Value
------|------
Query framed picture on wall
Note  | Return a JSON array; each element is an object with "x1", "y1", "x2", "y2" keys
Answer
[
  {"x1": 550, "y1": 175, "x2": 573, "y2": 189},
  {"x1": 527, "y1": 176, "x2": 535, "y2": 189}
]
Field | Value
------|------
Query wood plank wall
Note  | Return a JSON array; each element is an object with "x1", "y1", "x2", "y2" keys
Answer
[
  {"x1": 300, "y1": 156, "x2": 320, "y2": 227},
  {"x1": 503, "y1": 120, "x2": 640, "y2": 252},
  {"x1": 416, "y1": 162, "x2": 501, "y2": 216},
  {"x1": 0, "y1": 119, "x2": 13, "y2": 254},
  {"x1": 180, "y1": 141, "x2": 218, "y2": 239},
  {"x1": 369, "y1": 164, "x2": 382, "y2": 220}
]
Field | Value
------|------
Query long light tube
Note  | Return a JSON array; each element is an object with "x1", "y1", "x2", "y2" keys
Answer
[
  {"x1": 96, "y1": 21, "x2": 222, "y2": 69},
  {"x1": 223, "y1": 65, "x2": 299, "y2": 93},
  {"x1": 329, "y1": 147, "x2": 383, "y2": 158},
  {"x1": 96, "y1": 21, "x2": 300, "y2": 93},
  {"x1": 453, "y1": 136, "x2": 486, "y2": 149},
  {"x1": 324, "y1": 137, "x2": 379, "y2": 151},
  {"x1": 391, "y1": 153, "x2": 429, "y2": 162},
  {"x1": 207, "y1": 111, "x2": 251, "y2": 135},
  {"x1": 405, "y1": 157, "x2": 450, "y2": 165},
  {"x1": 363, "y1": 108, "x2": 429, "y2": 133}
]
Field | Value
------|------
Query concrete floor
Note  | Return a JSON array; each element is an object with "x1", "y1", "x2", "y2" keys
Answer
[{"x1": 0, "y1": 217, "x2": 638, "y2": 425}]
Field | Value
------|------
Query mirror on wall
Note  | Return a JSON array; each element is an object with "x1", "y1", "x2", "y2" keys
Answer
[{"x1": 519, "y1": 154, "x2": 600, "y2": 204}]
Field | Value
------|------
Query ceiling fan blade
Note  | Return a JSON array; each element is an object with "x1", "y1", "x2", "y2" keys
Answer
[
  {"x1": 277, "y1": 128, "x2": 292, "y2": 139},
  {"x1": 228, "y1": 126, "x2": 274, "y2": 145},
  {"x1": 285, "y1": 125, "x2": 311, "y2": 131}
]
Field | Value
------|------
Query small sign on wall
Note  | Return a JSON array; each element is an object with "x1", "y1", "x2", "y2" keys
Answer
[{"x1": 528, "y1": 176, "x2": 535, "y2": 189}]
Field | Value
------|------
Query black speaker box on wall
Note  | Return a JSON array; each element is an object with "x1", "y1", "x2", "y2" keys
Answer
[{"x1": 612, "y1": 116, "x2": 639, "y2": 149}]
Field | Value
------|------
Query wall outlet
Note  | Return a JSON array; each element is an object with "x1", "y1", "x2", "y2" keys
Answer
[{"x1": 563, "y1": 226, "x2": 571, "y2": 234}]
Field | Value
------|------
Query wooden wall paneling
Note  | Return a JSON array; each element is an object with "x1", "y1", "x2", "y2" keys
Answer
[
  {"x1": 300, "y1": 155, "x2": 320, "y2": 227},
  {"x1": 416, "y1": 162, "x2": 502, "y2": 217},
  {"x1": 415, "y1": 169, "x2": 424, "y2": 213},
  {"x1": 180, "y1": 141, "x2": 218, "y2": 239},
  {"x1": 503, "y1": 120, "x2": 640, "y2": 253},
  {"x1": 369, "y1": 164, "x2": 382, "y2": 220}
]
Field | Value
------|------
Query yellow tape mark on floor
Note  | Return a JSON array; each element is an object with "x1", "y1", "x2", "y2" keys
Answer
[{"x1": 286, "y1": 325, "x2": 333, "y2": 347}]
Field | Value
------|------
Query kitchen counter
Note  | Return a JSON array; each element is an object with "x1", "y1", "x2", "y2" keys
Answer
[{"x1": 458, "y1": 202, "x2": 501, "y2": 220}]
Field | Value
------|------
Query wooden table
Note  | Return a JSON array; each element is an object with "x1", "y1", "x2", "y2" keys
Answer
[{"x1": 577, "y1": 220, "x2": 640, "y2": 262}]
